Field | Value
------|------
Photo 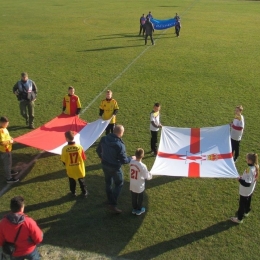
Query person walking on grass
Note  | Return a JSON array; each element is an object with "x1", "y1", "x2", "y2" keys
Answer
[
  {"x1": 62, "y1": 86, "x2": 82, "y2": 116},
  {"x1": 130, "y1": 148, "x2": 152, "y2": 216},
  {"x1": 139, "y1": 14, "x2": 146, "y2": 36},
  {"x1": 99, "y1": 90, "x2": 119, "y2": 135},
  {"x1": 150, "y1": 103, "x2": 162, "y2": 156},
  {"x1": 144, "y1": 17, "x2": 155, "y2": 45},
  {"x1": 13, "y1": 72, "x2": 37, "y2": 129},
  {"x1": 96, "y1": 125, "x2": 136, "y2": 214},
  {"x1": 61, "y1": 131, "x2": 88, "y2": 198},
  {"x1": 231, "y1": 153, "x2": 258, "y2": 224},
  {"x1": 0, "y1": 196, "x2": 43, "y2": 260},
  {"x1": 230, "y1": 105, "x2": 244, "y2": 163},
  {"x1": 0, "y1": 116, "x2": 19, "y2": 184}
]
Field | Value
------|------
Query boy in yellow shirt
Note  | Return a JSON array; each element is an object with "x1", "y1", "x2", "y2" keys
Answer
[
  {"x1": 0, "y1": 117, "x2": 19, "y2": 183},
  {"x1": 61, "y1": 131, "x2": 87, "y2": 197},
  {"x1": 99, "y1": 90, "x2": 119, "y2": 135}
]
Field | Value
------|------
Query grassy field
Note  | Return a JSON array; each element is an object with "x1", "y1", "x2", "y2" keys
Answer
[{"x1": 1, "y1": 0, "x2": 260, "y2": 259}]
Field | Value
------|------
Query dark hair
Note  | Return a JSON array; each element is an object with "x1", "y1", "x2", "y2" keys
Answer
[
  {"x1": 68, "y1": 86, "x2": 74, "y2": 90},
  {"x1": 154, "y1": 103, "x2": 160, "y2": 107},
  {"x1": 0, "y1": 116, "x2": 9, "y2": 123},
  {"x1": 10, "y1": 196, "x2": 25, "y2": 213},
  {"x1": 65, "y1": 130, "x2": 74, "y2": 141}
]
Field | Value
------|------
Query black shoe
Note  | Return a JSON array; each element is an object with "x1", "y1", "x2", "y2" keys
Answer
[
  {"x1": 81, "y1": 191, "x2": 88, "y2": 198},
  {"x1": 11, "y1": 170, "x2": 19, "y2": 176},
  {"x1": 108, "y1": 205, "x2": 122, "y2": 214},
  {"x1": 6, "y1": 178, "x2": 19, "y2": 184},
  {"x1": 70, "y1": 191, "x2": 77, "y2": 197}
]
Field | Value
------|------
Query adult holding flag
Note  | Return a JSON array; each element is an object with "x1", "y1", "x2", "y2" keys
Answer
[{"x1": 139, "y1": 14, "x2": 146, "y2": 36}]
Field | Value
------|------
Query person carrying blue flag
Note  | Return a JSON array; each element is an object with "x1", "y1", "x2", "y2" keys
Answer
[
  {"x1": 139, "y1": 14, "x2": 146, "y2": 36},
  {"x1": 175, "y1": 19, "x2": 181, "y2": 37}
]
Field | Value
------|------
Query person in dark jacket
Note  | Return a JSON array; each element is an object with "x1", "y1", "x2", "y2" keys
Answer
[
  {"x1": 175, "y1": 19, "x2": 181, "y2": 37},
  {"x1": 13, "y1": 72, "x2": 37, "y2": 129},
  {"x1": 0, "y1": 196, "x2": 43, "y2": 259},
  {"x1": 96, "y1": 125, "x2": 135, "y2": 213},
  {"x1": 139, "y1": 14, "x2": 146, "y2": 36},
  {"x1": 144, "y1": 17, "x2": 155, "y2": 45}
]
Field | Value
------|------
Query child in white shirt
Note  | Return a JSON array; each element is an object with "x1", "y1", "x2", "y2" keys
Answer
[
  {"x1": 130, "y1": 148, "x2": 152, "y2": 215},
  {"x1": 231, "y1": 153, "x2": 258, "y2": 223}
]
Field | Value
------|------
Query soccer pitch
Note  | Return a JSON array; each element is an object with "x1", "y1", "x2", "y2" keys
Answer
[{"x1": 1, "y1": 0, "x2": 260, "y2": 259}]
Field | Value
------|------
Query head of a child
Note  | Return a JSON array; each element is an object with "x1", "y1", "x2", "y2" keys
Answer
[
  {"x1": 68, "y1": 86, "x2": 75, "y2": 96},
  {"x1": 135, "y1": 148, "x2": 144, "y2": 161},
  {"x1": 246, "y1": 153, "x2": 258, "y2": 165},
  {"x1": 65, "y1": 130, "x2": 74, "y2": 142},
  {"x1": 153, "y1": 103, "x2": 161, "y2": 112},
  {"x1": 106, "y1": 90, "x2": 112, "y2": 100},
  {"x1": 0, "y1": 116, "x2": 9, "y2": 128},
  {"x1": 235, "y1": 105, "x2": 243, "y2": 115}
]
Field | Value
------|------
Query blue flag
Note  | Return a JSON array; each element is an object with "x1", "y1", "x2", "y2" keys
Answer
[{"x1": 150, "y1": 18, "x2": 177, "y2": 30}]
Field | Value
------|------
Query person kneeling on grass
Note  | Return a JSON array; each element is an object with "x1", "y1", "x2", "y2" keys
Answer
[
  {"x1": 130, "y1": 148, "x2": 152, "y2": 216},
  {"x1": 231, "y1": 153, "x2": 259, "y2": 224},
  {"x1": 61, "y1": 130, "x2": 88, "y2": 197}
]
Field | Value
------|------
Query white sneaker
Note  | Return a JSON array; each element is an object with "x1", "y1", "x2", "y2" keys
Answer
[{"x1": 231, "y1": 217, "x2": 243, "y2": 224}]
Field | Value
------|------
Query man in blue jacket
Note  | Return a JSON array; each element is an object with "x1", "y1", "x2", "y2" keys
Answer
[{"x1": 96, "y1": 125, "x2": 135, "y2": 213}]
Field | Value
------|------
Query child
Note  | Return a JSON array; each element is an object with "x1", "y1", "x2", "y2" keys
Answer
[
  {"x1": 62, "y1": 86, "x2": 82, "y2": 116},
  {"x1": 99, "y1": 90, "x2": 119, "y2": 135},
  {"x1": 231, "y1": 153, "x2": 258, "y2": 223},
  {"x1": 150, "y1": 103, "x2": 162, "y2": 156},
  {"x1": 61, "y1": 130, "x2": 88, "y2": 197},
  {"x1": 230, "y1": 105, "x2": 245, "y2": 162},
  {"x1": 130, "y1": 148, "x2": 152, "y2": 215},
  {"x1": 0, "y1": 116, "x2": 19, "y2": 183}
]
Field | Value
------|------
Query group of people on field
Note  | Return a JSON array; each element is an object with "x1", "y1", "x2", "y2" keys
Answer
[
  {"x1": 139, "y1": 11, "x2": 182, "y2": 45},
  {"x1": 0, "y1": 71, "x2": 258, "y2": 259}
]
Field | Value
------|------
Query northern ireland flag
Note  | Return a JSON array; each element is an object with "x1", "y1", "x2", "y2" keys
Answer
[
  {"x1": 150, "y1": 125, "x2": 239, "y2": 178},
  {"x1": 14, "y1": 114, "x2": 110, "y2": 154}
]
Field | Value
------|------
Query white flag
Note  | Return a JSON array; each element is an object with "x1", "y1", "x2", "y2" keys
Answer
[{"x1": 150, "y1": 125, "x2": 239, "y2": 178}]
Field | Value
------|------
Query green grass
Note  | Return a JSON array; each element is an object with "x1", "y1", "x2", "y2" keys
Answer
[{"x1": 1, "y1": 0, "x2": 260, "y2": 259}]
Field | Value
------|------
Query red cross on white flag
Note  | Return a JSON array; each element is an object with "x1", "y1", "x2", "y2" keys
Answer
[{"x1": 150, "y1": 125, "x2": 239, "y2": 178}]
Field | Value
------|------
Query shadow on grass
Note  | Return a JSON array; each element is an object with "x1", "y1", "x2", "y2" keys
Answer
[
  {"x1": 8, "y1": 125, "x2": 28, "y2": 131},
  {"x1": 120, "y1": 220, "x2": 234, "y2": 259},
  {"x1": 77, "y1": 45, "x2": 141, "y2": 52}
]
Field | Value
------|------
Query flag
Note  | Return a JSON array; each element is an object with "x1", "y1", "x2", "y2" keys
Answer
[
  {"x1": 14, "y1": 114, "x2": 110, "y2": 154},
  {"x1": 150, "y1": 125, "x2": 239, "y2": 178},
  {"x1": 151, "y1": 17, "x2": 177, "y2": 30}
]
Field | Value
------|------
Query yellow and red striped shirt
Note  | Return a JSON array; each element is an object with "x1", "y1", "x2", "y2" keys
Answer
[{"x1": 63, "y1": 94, "x2": 81, "y2": 116}]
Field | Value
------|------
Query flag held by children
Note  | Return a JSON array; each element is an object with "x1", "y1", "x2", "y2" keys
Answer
[{"x1": 150, "y1": 125, "x2": 239, "y2": 178}]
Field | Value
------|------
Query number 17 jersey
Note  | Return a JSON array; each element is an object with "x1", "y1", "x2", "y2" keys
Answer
[
  {"x1": 61, "y1": 143, "x2": 86, "y2": 179},
  {"x1": 130, "y1": 160, "x2": 152, "y2": 193}
]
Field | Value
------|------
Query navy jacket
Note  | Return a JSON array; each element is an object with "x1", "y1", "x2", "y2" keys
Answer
[{"x1": 96, "y1": 133, "x2": 131, "y2": 168}]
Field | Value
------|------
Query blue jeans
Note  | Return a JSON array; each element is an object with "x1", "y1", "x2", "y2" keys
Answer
[
  {"x1": 102, "y1": 164, "x2": 124, "y2": 206},
  {"x1": 11, "y1": 247, "x2": 40, "y2": 260}
]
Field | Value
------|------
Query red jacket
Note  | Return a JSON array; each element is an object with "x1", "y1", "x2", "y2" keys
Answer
[{"x1": 0, "y1": 212, "x2": 43, "y2": 257}]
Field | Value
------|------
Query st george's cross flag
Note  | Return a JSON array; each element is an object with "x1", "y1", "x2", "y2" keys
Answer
[
  {"x1": 14, "y1": 114, "x2": 110, "y2": 154},
  {"x1": 150, "y1": 125, "x2": 239, "y2": 178}
]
